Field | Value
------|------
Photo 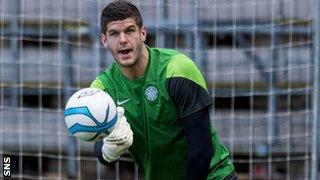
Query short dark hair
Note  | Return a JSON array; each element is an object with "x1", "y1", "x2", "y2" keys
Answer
[{"x1": 100, "y1": 0, "x2": 143, "y2": 33}]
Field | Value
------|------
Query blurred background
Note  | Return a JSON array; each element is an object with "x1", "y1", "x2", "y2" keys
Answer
[{"x1": 0, "y1": 0, "x2": 319, "y2": 179}]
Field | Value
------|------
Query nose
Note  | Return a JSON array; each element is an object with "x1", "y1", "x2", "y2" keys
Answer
[{"x1": 119, "y1": 32, "x2": 127, "y2": 45}]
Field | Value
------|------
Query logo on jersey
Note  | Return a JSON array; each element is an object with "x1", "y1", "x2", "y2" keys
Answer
[
  {"x1": 117, "y1": 98, "x2": 131, "y2": 106},
  {"x1": 145, "y1": 85, "x2": 158, "y2": 102}
]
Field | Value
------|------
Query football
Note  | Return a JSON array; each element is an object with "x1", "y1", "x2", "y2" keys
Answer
[{"x1": 64, "y1": 87, "x2": 117, "y2": 141}]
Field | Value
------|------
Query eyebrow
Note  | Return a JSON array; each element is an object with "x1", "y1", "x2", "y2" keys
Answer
[
  {"x1": 126, "y1": 25, "x2": 137, "y2": 30},
  {"x1": 107, "y1": 29, "x2": 118, "y2": 34},
  {"x1": 107, "y1": 24, "x2": 137, "y2": 34}
]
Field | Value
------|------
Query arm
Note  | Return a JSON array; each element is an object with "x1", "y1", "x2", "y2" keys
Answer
[
  {"x1": 94, "y1": 141, "x2": 110, "y2": 165},
  {"x1": 167, "y1": 77, "x2": 213, "y2": 180},
  {"x1": 182, "y1": 106, "x2": 213, "y2": 180}
]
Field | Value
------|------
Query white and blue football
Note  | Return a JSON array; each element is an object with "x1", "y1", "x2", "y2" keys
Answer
[{"x1": 64, "y1": 88, "x2": 117, "y2": 141}]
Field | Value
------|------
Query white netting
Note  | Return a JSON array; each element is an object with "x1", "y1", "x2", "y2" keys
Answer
[{"x1": 0, "y1": 0, "x2": 318, "y2": 179}]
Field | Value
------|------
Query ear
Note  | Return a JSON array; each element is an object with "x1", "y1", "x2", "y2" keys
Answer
[
  {"x1": 100, "y1": 33, "x2": 108, "y2": 48},
  {"x1": 140, "y1": 26, "x2": 147, "y2": 42}
]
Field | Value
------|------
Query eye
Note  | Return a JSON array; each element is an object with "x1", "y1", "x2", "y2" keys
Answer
[
  {"x1": 126, "y1": 28, "x2": 135, "y2": 33},
  {"x1": 109, "y1": 32, "x2": 118, "y2": 37}
]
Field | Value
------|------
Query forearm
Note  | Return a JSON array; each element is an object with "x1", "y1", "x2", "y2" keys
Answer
[
  {"x1": 182, "y1": 106, "x2": 213, "y2": 180},
  {"x1": 94, "y1": 141, "x2": 113, "y2": 165}
]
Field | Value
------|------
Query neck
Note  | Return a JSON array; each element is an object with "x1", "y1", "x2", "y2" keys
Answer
[{"x1": 121, "y1": 45, "x2": 149, "y2": 80}]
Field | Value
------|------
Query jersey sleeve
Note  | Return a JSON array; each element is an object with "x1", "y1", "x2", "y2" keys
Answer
[
  {"x1": 166, "y1": 54, "x2": 212, "y2": 118},
  {"x1": 166, "y1": 54, "x2": 214, "y2": 179},
  {"x1": 90, "y1": 78, "x2": 105, "y2": 90},
  {"x1": 182, "y1": 106, "x2": 213, "y2": 179}
]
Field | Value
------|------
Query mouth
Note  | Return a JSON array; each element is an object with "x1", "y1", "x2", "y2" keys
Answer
[{"x1": 118, "y1": 49, "x2": 132, "y2": 56}]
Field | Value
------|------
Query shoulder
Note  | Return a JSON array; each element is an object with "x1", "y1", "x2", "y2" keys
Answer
[
  {"x1": 166, "y1": 53, "x2": 208, "y2": 90},
  {"x1": 90, "y1": 63, "x2": 118, "y2": 91},
  {"x1": 149, "y1": 47, "x2": 182, "y2": 64},
  {"x1": 149, "y1": 47, "x2": 181, "y2": 57},
  {"x1": 167, "y1": 53, "x2": 197, "y2": 74},
  {"x1": 90, "y1": 78, "x2": 104, "y2": 90}
]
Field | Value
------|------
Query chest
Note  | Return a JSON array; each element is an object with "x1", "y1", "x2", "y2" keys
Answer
[{"x1": 113, "y1": 80, "x2": 178, "y2": 126}]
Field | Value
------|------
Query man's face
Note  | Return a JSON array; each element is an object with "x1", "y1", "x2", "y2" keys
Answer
[{"x1": 101, "y1": 18, "x2": 147, "y2": 68}]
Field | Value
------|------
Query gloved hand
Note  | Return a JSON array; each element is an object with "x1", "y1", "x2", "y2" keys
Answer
[{"x1": 101, "y1": 107, "x2": 133, "y2": 162}]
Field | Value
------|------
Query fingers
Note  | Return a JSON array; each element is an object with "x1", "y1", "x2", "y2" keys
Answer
[
  {"x1": 104, "y1": 106, "x2": 133, "y2": 146},
  {"x1": 117, "y1": 106, "x2": 125, "y2": 117},
  {"x1": 104, "y1": 135, "x2": 129, "y2": 145},
  {"x1": 101, "y1": 106, "x2": 133, "y2": 163},
  {"x1": 110, "y1": 106, "x2": 125, "y2": 131},
  {"x1": 105, "y1": 116, "x2": 132, "y2": 144}
]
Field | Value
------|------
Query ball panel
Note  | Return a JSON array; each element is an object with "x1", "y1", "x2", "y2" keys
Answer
[
  {"x1": 67, "y1": 113, "x2": 118, "y2": 134},
  {"x1": 73, "y1": 132, "x2": 97, "y2": 141},
  {"x1": 65, "y1": 106, "x2": 99, "y2": 126},
  {"x1": 85, "y1": 91, "x2": 117, "y2": 123},
  {"x1": 86, "y1": 92, "x2": 109, "y2": 123},
  {"x1": 65, "y1": 115, "x2": 96, "y2": 129},
  {"x1": 99, "y1": 112, "x2": 118, "y2": 131}
]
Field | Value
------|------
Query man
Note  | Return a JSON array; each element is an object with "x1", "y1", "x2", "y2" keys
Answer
[{"x1": 91, "y1": 1, "x2": 237, "y2": 179}]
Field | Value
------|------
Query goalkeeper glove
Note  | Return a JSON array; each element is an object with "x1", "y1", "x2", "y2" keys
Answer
[{"x1": 101, "y1": 106, "x2": 133, "y2": 163}]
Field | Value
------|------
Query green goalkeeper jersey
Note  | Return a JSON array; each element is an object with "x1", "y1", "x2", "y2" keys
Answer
[{"x1": 91, "y1": 47, "x2": 234, "y2": 179}]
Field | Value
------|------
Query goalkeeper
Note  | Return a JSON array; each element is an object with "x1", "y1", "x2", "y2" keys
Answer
[{"x1": 91, "y1": 0, "x2": 238, "y2": 179}]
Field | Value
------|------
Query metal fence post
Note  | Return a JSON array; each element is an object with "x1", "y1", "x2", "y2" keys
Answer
[
  {"x1": 9, "y1": 0, "x2": 20, "y2": 107},
  {"x1": 312, "y1": 0, "x2": 320, "y2": 179},
  {"x1": 62, "y1": 30, "x2": 78, "y2": 178}
]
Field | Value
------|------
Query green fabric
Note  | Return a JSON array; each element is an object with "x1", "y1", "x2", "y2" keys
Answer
[
  {"x1": 90, "y1": 47, "x2": 234, "y2": 180},
  {"x1": 166, "y1": 53, "x2": 207, "y2": 90},
  {"x1": 207, "y1": 126, "x2": 235, "y2": 180},
  {"x1": 90, "y1": 78, "x2": 104, "y2": 90}
]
